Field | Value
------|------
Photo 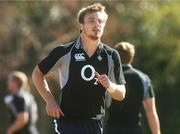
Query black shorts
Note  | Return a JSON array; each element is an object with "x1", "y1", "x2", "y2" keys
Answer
[
  {"x1": 105, "y1": 124, "x2": 142, "y2": 134},
  {"x1": 53, "y1": 118, "x2": 103, "y2": 134}
]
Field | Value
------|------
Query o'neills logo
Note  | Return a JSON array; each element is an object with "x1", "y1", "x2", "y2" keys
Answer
[{"x1": 74, "y1": 53, "x2": 86, "y2": 61}]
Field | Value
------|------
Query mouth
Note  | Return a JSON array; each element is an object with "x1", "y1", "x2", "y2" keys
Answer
[{"x1": 92, "y1": 29, "x2": 100, "y2": 33}]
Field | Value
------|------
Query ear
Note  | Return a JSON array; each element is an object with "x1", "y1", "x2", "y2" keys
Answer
[{"x1": 79, "y1": 23, "x2": 83, "y2": 31}]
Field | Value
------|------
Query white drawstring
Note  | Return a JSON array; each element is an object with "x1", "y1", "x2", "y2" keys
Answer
[{"x1": 54, "y1": 119, "x2": 60, "y2": 134}]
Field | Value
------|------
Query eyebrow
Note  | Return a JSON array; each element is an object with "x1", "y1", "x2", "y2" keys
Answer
[
  {"x1": 87, "y1": 17, "x2": 104, "y2": 21},
  {"x1": 87, "y1": 17, "x2": 95, "y2": 20},
  {"x1": 87, "y1": 16, "x2": 105, "y2": 23}
]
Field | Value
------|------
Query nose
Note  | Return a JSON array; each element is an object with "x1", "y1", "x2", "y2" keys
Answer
[
  {"x1": 96, "y1": 20, "x2": 101, "y2": 25},
  {"x1": 94, "y1": 21, "x2": 100, "y2": 28}
]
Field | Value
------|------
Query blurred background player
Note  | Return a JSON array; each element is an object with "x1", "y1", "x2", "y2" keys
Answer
[
  {"x1": 4, "y1": 71, "x2": 39, "y2": 134},
  {"x1": 106, "y1": 42, "x2": 160, "y2": 134}
]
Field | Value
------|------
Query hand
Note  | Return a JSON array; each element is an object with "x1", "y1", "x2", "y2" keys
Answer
[
  {"x1": 7, "y1": 127, "x2": 14, "y2": 134},
  {"x1": 95, "y1": 71, "x2": 111, "y2": 89},
  {"x1": 46, "y1": 100, "x2": 64, "y2": 119}
]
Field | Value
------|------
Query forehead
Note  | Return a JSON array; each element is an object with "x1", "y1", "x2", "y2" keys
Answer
[
  {"x1": 8, "y1": 77, "x2": 15, "y2": 84},
  {"x1": 84, "y1": 11, "x2": 107, "y2": 21}
]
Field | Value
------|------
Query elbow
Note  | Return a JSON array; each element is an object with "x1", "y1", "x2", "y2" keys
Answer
[
  {"x1": 17, "y1": 113, "x2": 29, "y2": 126},
  {"x1": 21, "y1": 117, "x2": 29, "y2": 125},
  {"x1": 32, "y1": 66, "x2": 43, "y2": 82},
  {"x1": 22, "y1": 113, "x2": 29, "y2": 125}
]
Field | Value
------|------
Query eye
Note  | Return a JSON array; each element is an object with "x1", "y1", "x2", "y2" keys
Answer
[
  {"x1": 98, "y1": 19, "x2": 104, "y2": 24},
  {"x1": 89, "y1": 20, "x2": 95, "y2": 23}
]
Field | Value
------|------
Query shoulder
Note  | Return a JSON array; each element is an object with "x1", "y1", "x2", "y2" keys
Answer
[
  {"x1": 131, "y1": 67, "x2": 151, "y2": 83},
  {"x1": 50, "y1": 41, "x2": 75, "y2": 55},
  {"x1": 44, "y1": 41, "x2": 75, "y2": 61},
  {"x1": 102, "y1": 44, "x2": 119, "y2": 57}
]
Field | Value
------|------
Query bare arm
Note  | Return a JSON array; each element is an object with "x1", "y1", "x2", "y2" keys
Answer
[
  {"x1": 32, "y1": 66, "x2": 64, "y2": 118},
  {"x1": 143, "y1": 98, "x2": 161, "y2": 134},
  {"x1": 32, "y1": 66, "x2": 55, "y2": 103},
  {"x1": 95, "y1": 71, "x2": 126, "y2": 101},
  {"x1": 7, "y1": 112, "x2": 29, "y2": 134}
]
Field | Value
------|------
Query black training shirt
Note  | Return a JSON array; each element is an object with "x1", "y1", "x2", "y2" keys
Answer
[
  {"x1": 38, "y1": 37, "x2": 125, "y2": 119},
  {"x1": 107, "y1": 64, "x2": 154, "y2": 128}
]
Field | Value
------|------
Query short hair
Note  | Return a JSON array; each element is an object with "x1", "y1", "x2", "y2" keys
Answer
[
  {"x1": 9, "y1": 71, "x2": 29, "y2": 89},
  {"x1": 114, "y1": 42, "x2": 135, "y2": 64},
  {"x1": 77, "y1": 3, "x2": 108, "y2": 24}
]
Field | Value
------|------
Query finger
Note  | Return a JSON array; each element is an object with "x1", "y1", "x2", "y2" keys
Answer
[
  {"x1": 99, "y1": 79, "x2": 108, "y2": 84},
  {"x1": 100, "y1": 75, "x2": 108, "y2": 79},
  {"x1": 98, "y1": 75, "x2": 106, "y2": 81},
  {"x1": 47, "y1": 110, "x2": 53, "y2": 117},
  {"x1": 48, "y1": 109, "x2": 53, "y2": 117},
  {"x1": 98, "y1": 75, "x2": 108, "y2": 81},
  {"x1": 53, "y1": 109, "x2": 57, "y2": 118},
  {"x1": 99, "y1": 78, "x2": 110, "y2": 88},
  {"x1": 59, "y1": 108, "x2": 64, "y2": 116},
  {"x1": 101, "y1": 81, "x2": 109, "y2": 87},
  {"x1": 50, "y1": 108, "x2": 57, "y2": 118},
  {"x1": 55, "y1": 109, "x2": 60, "y2": 118},
  {"x1": 46, "y1": 108, "x2": 51, "y2": 116},
  {"x1": 98, "y1": 76, "x2": 108, "y2": 83},
  {"x1": 95, "y1": 71, "x2": 100, "y2": 78}
]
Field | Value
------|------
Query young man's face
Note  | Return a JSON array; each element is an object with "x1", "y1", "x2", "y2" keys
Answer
[
  {"x1": 80, "y1": 11, "x2": 107, "y2": 40},
  {"x1": 7, "y1": 77, "x2": 18, "y2": 93}
]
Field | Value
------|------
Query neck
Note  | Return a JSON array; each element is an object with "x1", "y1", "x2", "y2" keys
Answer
[
  {"x1": 11, "y1": 87, "x2": 20, "y2": 94},
  {"x1": 80, "y1": 33, "x2": 100, "y2": 57}
]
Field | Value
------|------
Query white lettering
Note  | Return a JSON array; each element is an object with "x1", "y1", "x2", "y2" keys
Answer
[{"x1": 81, "y1": 65, "x2": 95, "y2": 81}]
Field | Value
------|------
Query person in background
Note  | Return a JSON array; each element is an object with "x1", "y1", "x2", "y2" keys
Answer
[
  {"x1": 106, "y1": 42, "x2": 161, "y2": 134},
  {"x1": 4, "y1": 71, "x2": 39, "y2": 134}
]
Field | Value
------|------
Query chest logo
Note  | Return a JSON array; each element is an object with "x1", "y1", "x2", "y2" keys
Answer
[
  {"x1": 81, "y1": 65, "x2": 98, "y2": 85},
  {"x1": 81, "y1": 65, "x2": 95, "y2": 81},
  {"x1": 74, "y1": 53, "x2": 86, "y2": 61}
]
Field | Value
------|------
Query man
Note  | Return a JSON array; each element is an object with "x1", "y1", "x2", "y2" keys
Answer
[
  {"x1": 4, "y1": 71, "x2": 39, "y2": 134},
  {"x1": 106, "y1": 42, "x2": 160, "y2": 134},
  {"x1": 32, "y1": 3, "x2": 126, "y2": 134}
]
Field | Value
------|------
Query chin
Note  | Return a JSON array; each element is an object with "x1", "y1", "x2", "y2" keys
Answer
[{"x1": 88, "y1": 35, "x2": 101, "y2": 41}]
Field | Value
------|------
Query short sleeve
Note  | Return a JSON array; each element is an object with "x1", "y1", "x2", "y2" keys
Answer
[
  {"x1": 113, "y1": 50, "x2": 126, "y2": 85},
  {"x1": 13, "y1": 95, "x2": 25, "y2": 113},
  {"x1": 143, "y1": 76, "x2": 155, "y2": 100},
  {"x1": 38, "y1": 47, "x2": 62, "y2": 75}
]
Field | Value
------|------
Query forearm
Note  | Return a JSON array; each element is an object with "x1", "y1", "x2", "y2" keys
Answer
[
  {"x1": 146, "y1": 110, "x2": 161, "y2": 134},
  {"x1": 107, "y1": 82, "x2": 126, "y2": 101},
  {"x1": 32, "y1": 66, "x2": 55, "y2": 103}
]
